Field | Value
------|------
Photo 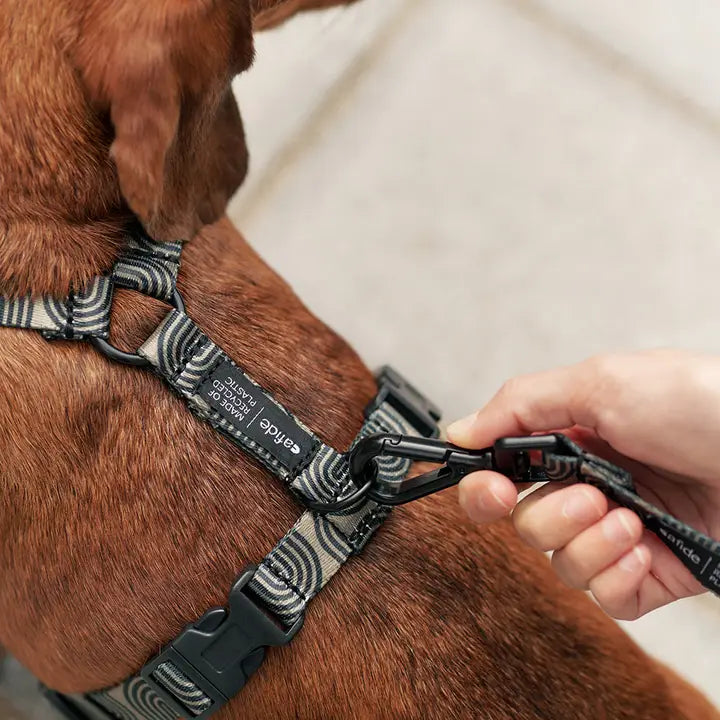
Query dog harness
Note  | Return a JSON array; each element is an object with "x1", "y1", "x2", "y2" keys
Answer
[
  {"x1": 0, "y1": 227, "x2": 442, "y2": 720},
  {"x1": 1, "y1": 228, "x2": 719, "y2": 720}
]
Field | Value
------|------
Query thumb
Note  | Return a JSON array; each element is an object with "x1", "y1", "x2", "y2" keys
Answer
[{"x1": 447, "y1": 362, "x2": 601, "y2": 448}]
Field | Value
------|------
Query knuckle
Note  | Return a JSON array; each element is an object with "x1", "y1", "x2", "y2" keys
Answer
[
  {"x1": 497, "y1": 376, "x2": 524, "y2": 404},
  {"x1": 551, "y1": 551, "x2": 588, "y2": 590},
  {"x1": 579, "y1": 354, "x2": 625, "y2": 430},
  {"x1": 585, "y1": 353, "x2": 617, "y2": 378},
  {"x1": 513, "y1": 512, "x2": 552, "y2": 551}
]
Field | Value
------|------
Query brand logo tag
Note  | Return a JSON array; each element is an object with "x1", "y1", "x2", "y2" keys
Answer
[{"x1": 198, "y1": 361, "x2": 315, "y2": 472}]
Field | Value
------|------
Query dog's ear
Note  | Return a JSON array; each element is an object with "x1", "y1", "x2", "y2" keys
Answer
[
  {"x1": 74, "y1": 1, "x2": 255, "y2": 240},
  {"x1": 252, "y1": 0, "x2": 360, "y2": 31}
]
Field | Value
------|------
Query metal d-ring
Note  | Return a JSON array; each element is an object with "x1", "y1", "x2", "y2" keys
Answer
[
  {"x1": 302, "y1": 474, "x2": 376, "y2": 514},
  {"x1": 90, "y1": 289, "x2": 185, "y2": 367}
]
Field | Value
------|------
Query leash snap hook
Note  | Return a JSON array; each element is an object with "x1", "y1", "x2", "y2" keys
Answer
[
  {"x1": 351, "y1": 434, "x2": 495, "y2": 506},
  {"x1": 352, "y1": 433, "x2": 563, "y2": 506}
]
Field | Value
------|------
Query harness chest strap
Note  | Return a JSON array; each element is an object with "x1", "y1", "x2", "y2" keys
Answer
[{"x1": 0, "y1": 230, "x2": 441, "y2": 720}]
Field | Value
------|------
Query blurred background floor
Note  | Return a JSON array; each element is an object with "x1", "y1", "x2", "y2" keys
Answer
[{"x1": 3, "y1": 0, "x2": 719, "y2": 714}]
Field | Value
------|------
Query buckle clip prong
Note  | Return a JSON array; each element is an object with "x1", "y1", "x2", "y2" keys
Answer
[{"x1": 140, "y1": 566, "x2": 302, "y2": 720}]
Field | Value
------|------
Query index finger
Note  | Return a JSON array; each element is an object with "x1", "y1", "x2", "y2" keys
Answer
[{"x1": 447, "y1": 359, "x2": 604, "y2": 448}]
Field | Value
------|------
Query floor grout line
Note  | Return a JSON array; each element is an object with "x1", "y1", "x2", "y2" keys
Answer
[
  {"x1": 503, "y1": 0, "x2": 720, "y2": 142},
  {"x1": 233, "y1": 0, "x2": 427, "y2": 224}
]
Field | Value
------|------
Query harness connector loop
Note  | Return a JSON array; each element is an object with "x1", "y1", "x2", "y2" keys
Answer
[{"x1": 90, "y1": 289, "x2": 185, "y2": 367}]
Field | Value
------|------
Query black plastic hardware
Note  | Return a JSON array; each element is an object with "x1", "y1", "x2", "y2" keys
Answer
[
  {"x1": 90, "y1": 289, "x2": 186, "y2": 367},
  {"x1": 492, "y1": 435, "x2": 560, "y2": 483},
  {"x1": 42, "y1": 689, "x2": 110, "y2": 720},
  {"x1": 301, "y1": 367, "x2": 443, "y2": 514},
  {"x1": 365, "y1": 366, "x2": 442, "y2": 438},
  {"x1": 140, "y1": 566, "x2": 303, "y2": 720},
  {"x1": 351, "y1": 433, "x2": 560, "y2": 506}
]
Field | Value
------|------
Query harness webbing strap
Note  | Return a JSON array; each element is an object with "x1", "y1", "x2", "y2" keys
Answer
[
  {"x1": 248, "y1": 402, "x2": 413, "y2": 624},
  {"x1": 112, "y1": 233, "x2": 182, "y2": 301},
  {"x1": 8, "y1": 231, "x2": 435, "y2": 720},
  {"x1": 0, "y1": 276, "x2": 113, "y2": 339},
  {"x1": 75, "y1": 402, "x2": 417, "y2": 720},
  {"x1": 138, "y1": 310, "x2": 322, "y2": 486},
  {"x1": 0, "y1": 229, "x2": 180, "y2": 340}
]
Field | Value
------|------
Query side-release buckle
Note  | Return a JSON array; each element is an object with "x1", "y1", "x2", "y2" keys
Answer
[
  {"x1": 140, "y1": 566, "x2": 303, "y2": 719},
  {"x1": 365, "y1": 366, "x2": 441, "y2": 438}
]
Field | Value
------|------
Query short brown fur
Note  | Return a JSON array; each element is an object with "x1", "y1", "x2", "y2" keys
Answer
[{"x1": 0, "y1": 2, "x2": 716, "y2": 718}]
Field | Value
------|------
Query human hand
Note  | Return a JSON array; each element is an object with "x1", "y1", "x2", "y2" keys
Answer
[{"x1": 448, "y1": 350, "x2": 720, "y2": 619}]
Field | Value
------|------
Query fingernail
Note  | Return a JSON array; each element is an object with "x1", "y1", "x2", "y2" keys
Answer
[
  {"x1": 561, "y1": 488, "x2": 603, "y2": 522},
  {"x1": 602, "y1": 511, "x2": 635, "y2": 544},
  {"x1": 619, "y1": 547, "x2": 646, "y2": 573},
  {"x1": 482, "y1": 479, "x2": 513, "y2": 514},
  {"x1": 458, "y1": 484, "x2": 481, "y2": 522},
  {"x1": 447, "y1": 413, "x2": 478, "y2": 442}
]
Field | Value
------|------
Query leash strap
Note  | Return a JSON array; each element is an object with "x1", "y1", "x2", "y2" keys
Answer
[
  {"x1": 542, "y1": 436, "x2": 720, "y2": 594},
  {"x1": 2, "y1": 232, "x2": 440, "y2": 720},
  {"x1": 362, "y1": 433, "x2": 720, "y2": 595}
]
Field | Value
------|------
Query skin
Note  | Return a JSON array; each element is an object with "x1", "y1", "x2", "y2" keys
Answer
[
  {"x1": 0, "y1": 2, "x2": 718, "y2": 717},
  {"x1": 448, "y1": 350, "x2": 720, "y2": 621}
]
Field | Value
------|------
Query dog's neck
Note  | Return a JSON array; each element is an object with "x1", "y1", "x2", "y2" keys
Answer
[
  {"x1": 0, "y1": 208, "x2": 131, "y2": 301},
  {"x1": 0, "y1": 1, "x2": 251, "y2": 299},
  {"x1": 0, "y1": 92, "x2": 128, "y2": 298}
]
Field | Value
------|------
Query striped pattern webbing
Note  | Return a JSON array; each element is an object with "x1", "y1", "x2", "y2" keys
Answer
[
  {"x1": 0, "y1": 229, "x2": 182, "y2": 340},
  {"x1": 6, "y1": 231, "x2": 434, "y2": 720}
]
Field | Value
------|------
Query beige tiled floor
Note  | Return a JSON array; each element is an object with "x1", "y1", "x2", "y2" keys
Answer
[{"x1": 3, "y1": 0, "x2": 719, "y2": 714}]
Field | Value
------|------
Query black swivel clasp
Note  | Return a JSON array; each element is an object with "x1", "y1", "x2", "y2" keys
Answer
[{"x1": 350, "y1": 433, "x2": 561, "y2": 506}]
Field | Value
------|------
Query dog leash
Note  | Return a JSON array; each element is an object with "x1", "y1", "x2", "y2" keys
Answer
[
  {"x1": 340, "y1": 433, "x2": 720, "y2": 595},
  {"x1": 1, "y1": 227, "x2": 441, "y2": 720}
]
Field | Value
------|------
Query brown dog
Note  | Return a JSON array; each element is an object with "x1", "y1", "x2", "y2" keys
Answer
[{"x1": 0, "y1": 1, "x2": 717, "y2": 718}]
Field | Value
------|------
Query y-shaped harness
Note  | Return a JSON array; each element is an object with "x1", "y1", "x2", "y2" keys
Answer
[
  {"x1": 1, "y1": 228, "x2": 718, "y2": 720},
  {"x1": 1, "y1": 229, "x2": 440, "y2": 720}
]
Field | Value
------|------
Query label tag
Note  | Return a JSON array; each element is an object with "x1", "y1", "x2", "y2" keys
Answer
[
  {"x1": 198, "y1": 360, "x2": 316, "y2": 473},
  {"x1": 655, "y1": 522, "x2": 720, "y2": 592}
]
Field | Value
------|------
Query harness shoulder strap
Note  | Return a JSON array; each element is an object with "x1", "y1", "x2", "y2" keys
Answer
[{"x1": 0, "y1": 228, "x2": 180, "y2": 339}]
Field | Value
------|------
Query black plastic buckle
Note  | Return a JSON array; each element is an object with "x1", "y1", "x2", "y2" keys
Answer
[
  {"x1": 140, "y1": 566, "x2": 303, "y2": 720},
  {"x1": 492, "y1": 435, "x2": 560, "y2": 483},
  {"x1": 365, "y1": 366, "x2": 441, "y2": 438}
]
